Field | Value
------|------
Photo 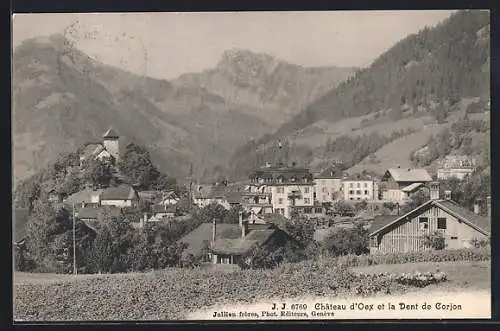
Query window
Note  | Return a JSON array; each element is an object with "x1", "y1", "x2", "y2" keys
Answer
[
  {"x1": 451, "y1": 236, "x2": 458, "y2": 240},
  {"x1": 357, "y1": 183, "x2": 361, "y2": 188},
  {"x1": 364, "y1": 183, "x2": 368, "y2": 188},
  {"x1": 437, "y1": 217, "x2": 447, "y2": 230},
  {"x1": 304, "y1": 198, "x2": 311, "y2": 204},
  {"x1": 304, "y1": 187, "x2": 310, "y2": 193},
  {"x1": 419, "y1": 217, "x2": 429, "y2": 230},
  {"x1": 315, "y1": 208, "x2": 323, "y2": 214},
  {"x1": 349, "y1": 183, "x2": 354, "y2": 188},
  {"x1": 364, "y1": 190, "x2": 369, "y2": 195},
  {"x1": 322, "y1": 187, "x2": 327, "y2": 193},
  {"x1": 350, "y1": 197, "x2": 354, "y2": 201},
  {"x1": 349, "y1": 190, "x2": 354, "y2": 194},
  {"x1": 278, "y1": 198, "x2": 284, "y2": 205},
  {"x1": 277, "y1": 187, "x2": 284, "y2": 193},
  {"x1": 356, "y1": 190, "x2": 361, "y2": 195},
  {"x1": 304, "y1": 207, "x2": 313, "y2": 214}
]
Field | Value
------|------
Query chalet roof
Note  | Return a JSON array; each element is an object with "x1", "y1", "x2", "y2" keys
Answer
[
  {"x1": 369, "y1": 199, "x2": 491, "y2": 236},
  {"x1": 103, "y1": 128, "x2": 119, "y2": 139},
  {"x1": 225, "y1": 191, "x2": 242, "y2": 204},
  {"x1": 76, "y1": 206, "x2": 122, "y2": 220},
  {"x1": 152, "y1": 204, "x2": 177, "y2": 214},
  {"x1": 401, "y1": 182, "x2": 424, "y2": 193},
  {"x1": 64, "y1": 188, "x2": 103, "y2": 204},
  {"x1": 434, "y1": 200, "x2": 491, "y2": 234},
  {"x1": 316, "y1": 166, "x2": 343, "y2": 179},
  {"x1": 249, "y1": 166, "x2": 314, "y2": 183},
  {"x1": 101, "y1": 185, "x2": 137, "y2": 200},
  {"x1": 384, "y1": 168, "x2": 432, "y2": 183},
  {"x1": 80, "y1": 143, "x2": 105, "y2": 160},
  {"x1": 177, "y1": 222, "x2": 275, "y2": 256},
  {"x1": 211, "y1": 229, "x2": 276, "y2": 255},
  {"x1": 13, "y1": 208, "x2": 30, "y2": 243},
  {"x1": 344, "y1": 173, "x2": 372, "y2": 181},
  {"x1": 368, "y1": 215, "x2": 399, "y2": 235}
]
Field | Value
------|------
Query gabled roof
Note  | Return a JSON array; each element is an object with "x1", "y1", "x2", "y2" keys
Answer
[
  {"x1": 401, "y1": 182, "x2": 424, "y2": 193},
  {"x1": 368, "y1": 215, "x2": 399, "y2": 235},
  {"x1": 211, "y1": 228, "x2": 277, "y2": 256},
  {"x1": 316, "y1": 166, "x2": 343, "y2": 179},
  {"x1": 101, "y1": 185, "x2": 137, "y2": 200},
  {"x1": 103, "y1": 128, "x2": 119, "y2": 139},
  {"x1": 225, "y1": 191, "x2": 242, "y2": 204},
  {"x1": 76, "y1": 206, "x2": 122, "y2": 220},
  {"x1": 80, "y1": 143, "x2": 105, "y2": 160},
  {"x1": 369, "y1": 199, "x2": 491, "y2": 237},
  {"x1": 434, "y1": 200, "x2": 491, "y2": 234},
  {"x1": 64, "y1": 188, "x2": 103, "y2": 204},
  {"x1": 383, "y1": 168, "x2": 432, "y2": 183},
  {"x1": 152, "y1": 204, "x2": 177, "y2": 214},
  {"x1": 178, "y1": 223, "x2": 241, "y2": 256},
  {"x1": 13, "y1": 208, "x2": 30, "y2": 243},
  {"x1": 344, "y1": 173, "x2": 372, "y2": 181}
]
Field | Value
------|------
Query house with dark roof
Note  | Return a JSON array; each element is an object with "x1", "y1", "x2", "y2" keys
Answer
[
  {"x1": 178, "y1": 212, "x2": 301, "y2": 265},
  {"x1": 64, "y1": 188, "x2": 104, "y2": 208},
  {"x1": 100, "y1": 184, "x2": 139, "y2": 208},
  {"x1": 13, "y1": 208, "x2": 30, "y2": 246},
  {"x1": 368, "y1": 184, "x2": 491, "y2": 253},
  {"x1": 314, "y1": 166, "x2": 343, "y2": 204},
  {"x1": 75, "y1": 206, "x2": 124, "y2": 232},
  {"x1": 380, "y1": 168, "x2": 432, "y2": 202}
]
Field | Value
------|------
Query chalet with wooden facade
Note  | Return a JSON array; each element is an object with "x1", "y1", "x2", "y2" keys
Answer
[
  {"x1": 380, "y1": 168, "x2": 432, "y2": 202},
  {"x1": 369, "y1": 183, "x2": 491, "y2": 253}
]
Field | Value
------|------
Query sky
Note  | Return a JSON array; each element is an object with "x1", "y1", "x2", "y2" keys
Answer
[{"x1": 13, "y1": 11, "x2": 456, "y2": 80}]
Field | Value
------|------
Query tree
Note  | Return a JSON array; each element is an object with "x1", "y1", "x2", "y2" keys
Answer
[
  {"x1": 25, "y1": 200, "x2": 72, "y2": 270},
  {"x1": 401, "y1": 189, "x2": 430, "y2": 214},
  {"x1": 82, "y1": 158, "x2": 112, "y2": 188},
  {"x1": 321, "y1": 224, "x2": 369, "y2": 257},
  {"x1": 199, "y1": 202, "x2": 228, "y2": 223},
  {"x1": 333, "y1": 200, "x2": 354, "y2": 216}
]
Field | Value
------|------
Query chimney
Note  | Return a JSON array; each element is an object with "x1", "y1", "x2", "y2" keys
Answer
[
  {"x1": 241, "y1": 220, "x2": 248, "y2": 239},
  {"x1": 444, "y1": 190, "x2": 452, "y2": 200},
  {"x1": 473, "y1": 199, "x2": 481, "y2": 215},
  {"x1": 141, "y1": 212, "x2": 147, "y2": 228},
  {"x1": 212, "y1": 219, "x2": 217, "y2": 242},
  {"x1": 487, "y1": 196, "x2": 491, "y2": 217},
  {"x1": 429, "y1": 182, "x2": 440, "y2": 200}
]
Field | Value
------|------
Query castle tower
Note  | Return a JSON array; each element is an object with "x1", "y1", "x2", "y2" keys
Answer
[{"x1": 103, "y1": 127, "x2": 120, "y2": 162}]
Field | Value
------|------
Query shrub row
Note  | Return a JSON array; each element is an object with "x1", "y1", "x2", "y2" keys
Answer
[{"x1": 332, "y1": 248, "x2": 490, "y2": 268}]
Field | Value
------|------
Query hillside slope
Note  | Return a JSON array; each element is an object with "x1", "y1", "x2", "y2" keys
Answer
[
  {"x1": 173, "y1": 48, "x2": 357, "y2": 125},
  {"x1": 12, "y1": 35, "x2": 273, "y2": 185},
  {"x1": 229, "y1": 10, "x2": 490, "y2": 179}
]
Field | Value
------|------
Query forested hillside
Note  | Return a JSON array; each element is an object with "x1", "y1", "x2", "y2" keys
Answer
[{"x1": 229, "y1": 10, "x2": 490, "y2": 180}]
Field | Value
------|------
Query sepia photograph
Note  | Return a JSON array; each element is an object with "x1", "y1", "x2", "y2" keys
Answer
[{"x1": 12, "y1": 9, "x2": 491, "y2": 321}]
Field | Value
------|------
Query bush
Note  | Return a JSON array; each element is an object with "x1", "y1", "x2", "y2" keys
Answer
[
  {"x1": 424, "y1": 231, "x2": 446, "y2": 250},
  {"x1": 321, "y1": 224, "x2": 369, "y2": 257}
]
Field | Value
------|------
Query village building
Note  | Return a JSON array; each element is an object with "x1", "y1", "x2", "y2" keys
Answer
[
  {"x1": 79, "y1": 128, "x2": 120, "y2": 167},
  {"x1": 178, "y1": 212, "x2": 301, "y2": 265},
  {"x1": 159, "y1": 191, "x2": 181, "y2": 205},
  {"x1": 248, "y1": 163, "x2": 315, "y2": 218},
  {"x1": 380, "y1": 168, "x2": 432, "y2": 202},
  {"x1": 342, "y1": 173, "x2": 378, "y2": 201},
  {"x1": 368, "y1": 182, "x2": 491, "y2": 253},
  {"x1": 192, "y1": 184, "x2": 231, "y2": 209},
  {"x1": 150, "y1": 204, "x2": 177, "y2": 222},
  {"x1": 100, "y1": 184, "x2": 139, "y2": 208},
  {"x1": 75, "y1": 206, "x2": 124, "y2": 232},
  {"x1": 240, "y1": 181, "x2": 274, "y2": 220},
  {"x1": 314, "y1": 166, "x2": 343, "y2": 204},
  {"x1": 436, "y1": 155, "x2": 476, "y2": 180},
  {"x1": 63, "y1": 188, "x2": 104, "y2": 208}
]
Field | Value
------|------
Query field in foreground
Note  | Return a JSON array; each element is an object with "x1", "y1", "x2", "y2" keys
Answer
[{"x1": 14, "y1": 261, "x2": 490, "y2": 321}]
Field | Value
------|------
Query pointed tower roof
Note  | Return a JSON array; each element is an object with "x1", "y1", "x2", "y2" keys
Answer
[{"x1": 103, "y1": 127, "x2": 119, "y2": 139}]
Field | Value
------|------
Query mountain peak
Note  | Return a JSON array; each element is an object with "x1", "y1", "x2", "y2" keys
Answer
[{"x1": 15, "y1": 33, "x2": 74, "y2": 54}]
